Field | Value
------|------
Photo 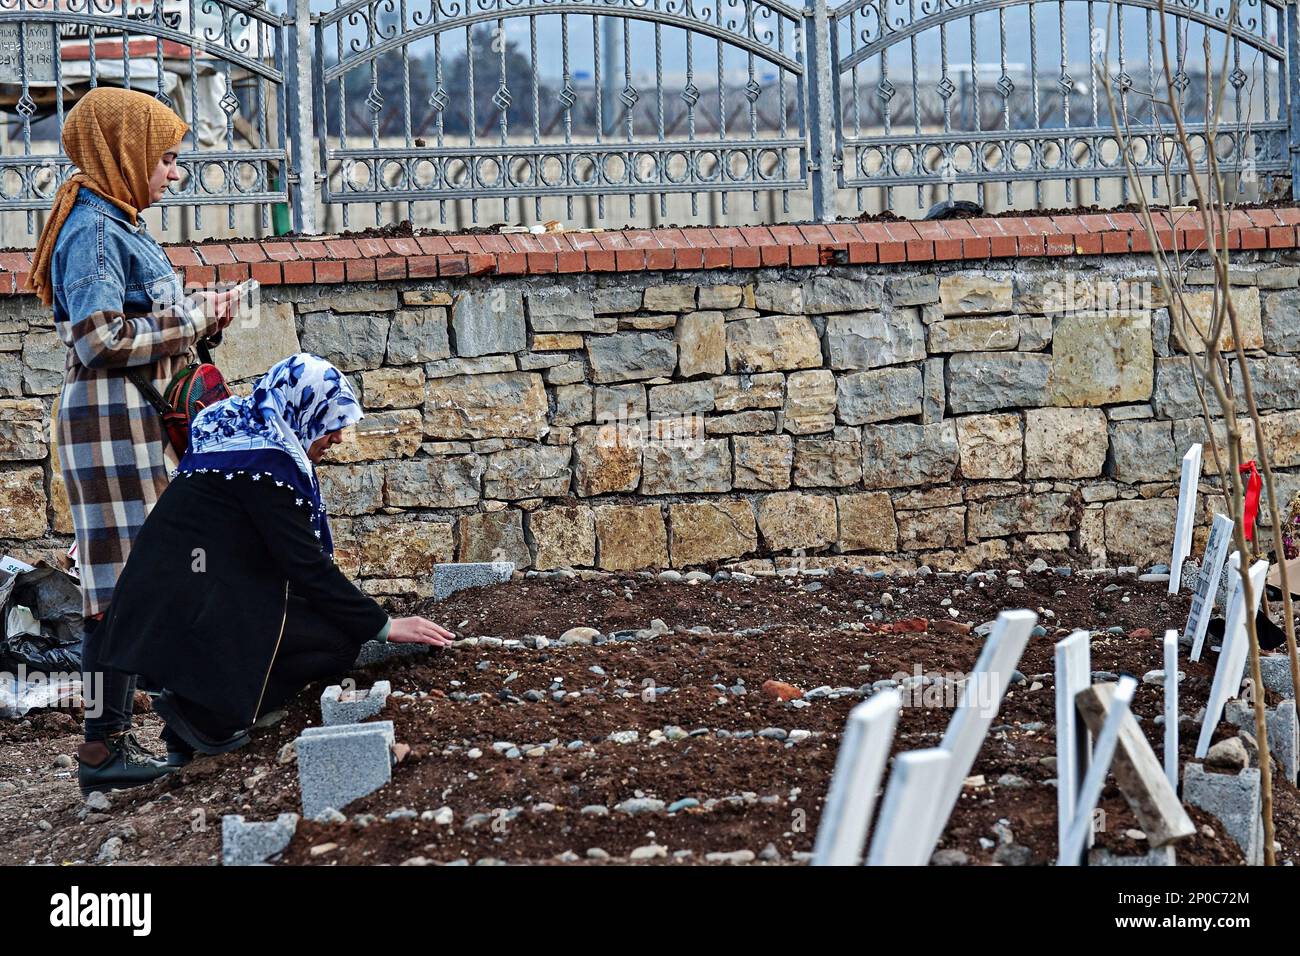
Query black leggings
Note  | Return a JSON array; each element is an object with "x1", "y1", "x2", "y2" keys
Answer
[
  {"x1": 259, "y1": 595, "x2": 365, "y2": 713},
  {"x1": 164, "y1": 595, "x2": 364, "y2": 740},
  {"x1": 81, "y1": 616, "x2": 138, "y2": 742}
]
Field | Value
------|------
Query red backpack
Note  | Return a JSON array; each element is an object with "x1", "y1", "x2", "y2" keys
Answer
[{"x1": 128, "y1": 341, "x2": 231, "y2": 455}]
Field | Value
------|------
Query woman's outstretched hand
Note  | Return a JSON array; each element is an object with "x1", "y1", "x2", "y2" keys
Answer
[{"x1": 388, "y1": 616, "x2": 456, "y2": 647}]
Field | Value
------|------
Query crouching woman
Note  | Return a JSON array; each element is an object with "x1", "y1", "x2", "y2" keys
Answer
[{"x1": 91, "y1": 353, "x2": 453, "y2": 786}]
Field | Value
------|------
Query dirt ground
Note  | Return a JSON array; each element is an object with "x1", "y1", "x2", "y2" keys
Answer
[{"x1": 1, "y1": 567, "x2": 1295, "y2": 866}]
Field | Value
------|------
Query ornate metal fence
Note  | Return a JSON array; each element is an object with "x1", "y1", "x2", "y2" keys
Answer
[
  {"x1": 0, "y1": 0, "x2": 1296, "y2": 235},
  {"x1": 830, "y1": 0, "x2": 1294, "y2": 212},
  {"x1": 0, "y1": 0, "x2": 295, "y2": 236},
  {"x1": 311, "y1": 0, "x2": 812, "y2": 228}
]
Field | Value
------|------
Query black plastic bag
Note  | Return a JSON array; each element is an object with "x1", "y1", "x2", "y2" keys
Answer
[
  {"x1": 1205, "y1": 611, "x2": 1287, "y2": 653},
  {"x1": 0, "y1": 564, "x2": 84, "y2": 672}
]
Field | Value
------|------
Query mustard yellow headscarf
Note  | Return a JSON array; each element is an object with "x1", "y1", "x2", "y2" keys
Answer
[{"x1": 30, "y1": 87, "x2": 190, "y2": 305}]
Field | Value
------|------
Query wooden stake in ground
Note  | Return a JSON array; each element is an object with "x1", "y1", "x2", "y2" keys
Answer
[
  {"x1": 1054, "y1": 629, "x2": 1092, "y2": 863},
  {"x1": 918, "y1": 608, "x2": 1037, "y2": 858},
  {"x1": 1058, "y1": 678, "x2": 1137, "y2": 867},
  {"x1": 866, "y1": 749, "x2": 953, "y2": 866},
  {"x1": 811, "y1": 689, "x2": 901, "y2": 866},
  {"x1": 1164, "y1": 629, "x2": 1179, "y2": 792},
  {"x1": 1197, "y1": 557, "x2": 1270, "y2": 758},
  {"x1": 1170, "y1": 443, "x2": 1202, "y2": 594}
]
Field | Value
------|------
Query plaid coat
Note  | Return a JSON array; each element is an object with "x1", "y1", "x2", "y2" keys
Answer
[{"x1": 51, "y1": 188, "x2": 218, "y2": 617}]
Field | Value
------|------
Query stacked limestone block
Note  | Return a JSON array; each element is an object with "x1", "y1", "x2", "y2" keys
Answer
[{"x1": 6, "y1": 256, "x2": 1300, "y2": 585}]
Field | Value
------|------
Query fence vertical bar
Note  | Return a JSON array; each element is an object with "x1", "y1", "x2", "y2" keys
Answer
[
  {"x1": 1289, "y1": 0, "x2": 1300, "y2": 199},
  {"x1": 804, "y1": 0, "x2": 837, "y2": 221},
  {"x1": 287, "y1": 0, "x2": 318, "y2": 235}
]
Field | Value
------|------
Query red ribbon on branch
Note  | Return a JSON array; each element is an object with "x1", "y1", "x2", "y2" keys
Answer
[{"x1": 1241, "y1": 460, "x2": 1263, "y2": 542}]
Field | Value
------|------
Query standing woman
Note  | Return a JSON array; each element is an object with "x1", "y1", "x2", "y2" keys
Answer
[{"x1": 29, "y1": 87, "x2": 241, "y2": 791}]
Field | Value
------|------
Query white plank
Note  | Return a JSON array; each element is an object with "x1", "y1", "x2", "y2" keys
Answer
[
  {"x1": 1054, "y1": 630, "x2": 1092, "y2": 860},
  {"x1": 1187, "y1": 515, "x2": 1234, "y2": 662},
  {"x1": 1221, "y1": 558, "x2": 1271, "y2": 695},
  {"x1": 1058, "y1": 677, "x2": 1138, "y2": 866},
  {"x1": 1169, "y1": 444, "x2": 1202, "y2": 593},
  {"x1": 1164, "y1": 629, "x2": 1179, "y2": 792},
  {"x1": 1196, "y1": 557, "x2": 1270, "y2": 758},
  {"x1": 811, "y1": 689, "x2": 901, "y2": 866},
  {"x1": 919, "y1": 608, "x2": 1037, "y2": 857},
  {"x1": 865, "y1": 749, "x2": 953, "y2": 866}
]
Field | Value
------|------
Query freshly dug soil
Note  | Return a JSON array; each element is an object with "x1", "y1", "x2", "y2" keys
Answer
[
  {"x1": 1, "y1": 569, "x2": 1296, "y2": 866},
  {"x1": 853, "y1": 199, "x2": 1300, "y2": 223},
  {"x1": 6, "y1": 196, "x2": 1298, "y2": 255}
]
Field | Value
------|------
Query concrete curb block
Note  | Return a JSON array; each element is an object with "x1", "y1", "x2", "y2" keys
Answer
[
  {"x1": 354, "y1": 640, "x2": 429, "y2": 668},
  {"x1": 1182, "y1": 763, "x2": 1264, "y2": 865},
  {"x1": 433, "y1": 561, "x2": 514, "y2": 601},
  {"x1": 1087, "y1": 847, "x2": 1176, "y2": 866},
  {"x1": 1260, "y1": 654, "x2": 1295, "y2": 700},
  {"x1": 296, "y1": 720, "x2": 396, "y2": 820},
  {"x1": 1225, "y1": 698, "x2": 1299, "y2": 783},
  {"x1": 221, "y1": 813, "x2": 299, "y2": 866},
  {"x1": 321, "y1": 680, "x2": 391, "y2": 726}
]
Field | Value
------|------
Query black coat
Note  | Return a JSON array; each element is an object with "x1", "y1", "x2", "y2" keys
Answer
[{"x1": 98, "y1": 468, "x2": 388, "y2": 727}]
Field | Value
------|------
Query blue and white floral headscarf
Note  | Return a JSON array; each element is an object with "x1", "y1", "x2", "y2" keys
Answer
[{"x1": 175, "y1": 353, "x2": 362, "y2": 555}]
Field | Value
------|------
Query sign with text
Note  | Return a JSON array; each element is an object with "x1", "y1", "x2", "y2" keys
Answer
[
  {"x1": 0, "y1": 23, "x2": 56, "y2": 84},
  {"x1": 1188, "y1": 514, "x2": 1233, "y2": 662}
]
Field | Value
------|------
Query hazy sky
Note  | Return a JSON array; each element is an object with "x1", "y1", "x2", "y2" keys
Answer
[{"x1": 293, "y1": 0, "x2": 1282, "y2": 81}]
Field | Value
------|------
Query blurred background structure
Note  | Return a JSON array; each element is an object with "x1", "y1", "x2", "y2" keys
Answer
[{"x1": 0, "y1": 0, "x2": 1292, "y2": 245}]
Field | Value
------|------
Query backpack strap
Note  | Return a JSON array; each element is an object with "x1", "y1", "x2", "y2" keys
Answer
[
  {"x1": 197, "y1": 334, "x2": 217, "y2": 365},
  {"x1": 126, "y1": 334, "x2": 216, "y2": 420},
  {"x1": 125, "y1": 366, "x2": 171, "y2": 417}
]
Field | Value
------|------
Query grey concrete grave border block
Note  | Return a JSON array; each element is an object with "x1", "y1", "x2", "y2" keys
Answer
[
  {"x1": 299, "y1": 720, "x2": 396, "y2": 742},
  {"x1": 321, "y1": 680, "x2": 391, "y2": 726},
  {"x1": 296, "y1": 720, "x2": 396, "y2": 820},
  {"x1": 1260, "y1": 654, "x2": 1295, "y2": 700},
  {"x1": 221, "y1": 813, "x2": 299, "y2": 866},
  {"x1": 1225, "y1": 698, "x2": 1299, "y2": 783},
  {"x1": 354, "y1": 639, "x2": 429, "y2": 668},
  {"x1": 1087, "y1": 847, "x2": 1176, "y2": 866},
  {"x1": 433, "y1": 561, "x2": 514, "y2": 601},
  {"x1": 1182, "y1": 763, "x2": 1263, "y2": 865}
]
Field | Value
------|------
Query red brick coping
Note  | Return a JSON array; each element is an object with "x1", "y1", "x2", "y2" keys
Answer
[{"x1": 4, "y1": 208, "x2": 1300, "y2": 295}]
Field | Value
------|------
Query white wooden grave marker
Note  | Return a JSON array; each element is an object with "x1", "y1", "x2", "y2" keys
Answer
[
  {"x1": 1163, "y1": 629, "x2": 1179, "y2": 792},
  {"x1": 811, "y1": 689, "x2": 901, "y2": 866},
  {"x1": 1076, "y1": 683, "x2": 1195, "y2": 847},
  {"x1": 865, "y1": 749, "x2": 953, "y2": 866},
  {"x1": 1188, "y1": 514, "x2": 1234, "y2": 662},
  {"x1": 1058, "y1": 677, "x2": 1138, "y2": 866},
  {"x1": 917, "y1": 608, "x2": 1037, "y2": 858},
  {"x1": 1169, "y1": 443, "x2": 1202, "y2": 593},
  {"x1": 1196, "y1": 557, "x2": 1270, "y2": 758},
  {"x1": 1054, "y1": 630, "x2": 1092, "y2": 861}
]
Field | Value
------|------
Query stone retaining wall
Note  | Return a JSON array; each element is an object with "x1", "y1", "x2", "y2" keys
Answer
[{"x1": 5, "y1": 247, "x2": 1300, "y2": 594}]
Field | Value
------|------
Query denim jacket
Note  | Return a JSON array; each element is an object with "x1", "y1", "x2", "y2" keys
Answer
[
  {"x1": 51, "y1": 187, "x2": 219, "y2": 618},
  {"x1": 51, "y1": 187, "x2": 206, "y2": 371}
]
